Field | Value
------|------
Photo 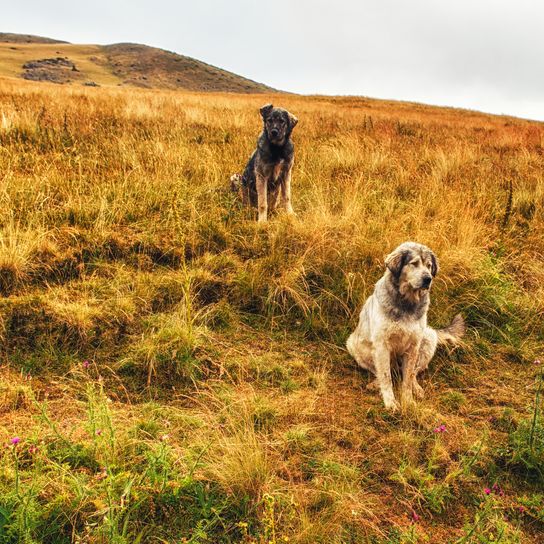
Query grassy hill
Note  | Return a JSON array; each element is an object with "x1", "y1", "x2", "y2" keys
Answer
[
  {"x1": 0, "y1": 76, "x2": 543, "y2": 543},
  {"x1": 0, "y1": 33, "x2": 276, "y2": 92},
  {"x1": 0, "y1": 32, "x2": 69, "y2": 44}
]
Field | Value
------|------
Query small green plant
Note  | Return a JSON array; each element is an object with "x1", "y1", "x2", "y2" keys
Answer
[
  {"x1": 121, "y1": 279, "x2": 209, "y2": 386},
  {"x1": 515, "y1": 493, "x2": 544, "y2": 523},
  {"x1": 455, "y1": 494, "x2": 522, "y2": 544},
  {"x1": 252, "y1": 397, "x2": 278, "y2": 432},
  {"x1": 508, "y1": 363, "x2": 544, "y2": 480},
  {"x1": 391, "y1": 430, "x2": 484, "y2": 515},
  {"x1": 383, "y1": 524, "x2": 422, "y2": 544},
  {"x1": 439, "y1": 390, "x2": 467, "y2": 412},
  {"x1": 391, "y1": 460, "x2": 453, "y2": 514}
]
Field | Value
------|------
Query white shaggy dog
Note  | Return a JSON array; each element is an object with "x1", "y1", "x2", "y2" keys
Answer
[{"x1": 346, "y1": 242, "x2": 465, "y2": 411}]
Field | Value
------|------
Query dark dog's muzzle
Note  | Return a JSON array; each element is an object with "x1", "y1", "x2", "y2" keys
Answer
[{"x1": 270, "y1": 129, "x2": 279, "y2": 138}]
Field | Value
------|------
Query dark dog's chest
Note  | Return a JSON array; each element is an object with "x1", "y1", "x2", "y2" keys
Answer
[{"x1": 268, "y1": 160, "x2": 284, "y2": 186}]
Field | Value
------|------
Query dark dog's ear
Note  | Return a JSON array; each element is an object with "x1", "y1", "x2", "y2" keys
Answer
[
  {"x1": 288, "y1": 112, "x2": 298, "y2": 129},
  {"x1": 430, "y1": 252, "x2": 440, "y2": 277},
  {"x1": 260, "y1": 104, "x2": 273, "y2": 120},
  {"x1": 385, "y1": 248, "x2": 408, "y2": 278}
]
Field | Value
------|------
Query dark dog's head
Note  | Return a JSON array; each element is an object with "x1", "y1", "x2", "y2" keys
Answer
[
  {"x1": 385, "y1": 242, "x2": 439, "y2": 294},
  {"x1": 260, "y1": 103, "x2": 298, "y2": 146}
]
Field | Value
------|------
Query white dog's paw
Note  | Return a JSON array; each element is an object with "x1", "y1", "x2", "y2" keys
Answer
[
  {"x1": 400, "y1": 388, "x2": 416, "y2": 407},
  {"x1": 383, "y1": 397, "x2": 400, "y2": 412},
  {"x1": 366, "y1": 379, "x2": 380, "y2": 391},
  {"x1": 412, "y1": 381, "x2": 425, "y2": 400}
]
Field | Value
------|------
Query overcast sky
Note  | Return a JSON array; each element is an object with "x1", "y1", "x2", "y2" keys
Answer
[{"x1": 4, "y1": 0, "x2": 544, "y2": 121}]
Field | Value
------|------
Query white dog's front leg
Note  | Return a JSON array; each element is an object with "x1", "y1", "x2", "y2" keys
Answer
[
  {"x1": 401, "y1": 342, "x2": 421, "y2": 406},
  {"x1": 374, "y1": 346, "x2": 399, "y2": 411}
]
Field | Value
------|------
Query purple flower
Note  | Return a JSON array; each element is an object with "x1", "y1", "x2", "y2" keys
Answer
[
  {"x1": 95, "y1": 429, "x2": 102, "y2": 436},
  {"x1": 491, "y1": 483, "x2": 504, "y2": 497},
  {"x1": 10, "y1": 437, "x2": 21, "y2": 446},
  {"x1": 433, "y1": 424, "x2": 447, "y2": 433},
  {"x1": 484, "y1": 487, "x2": 491, "y2": 495},
  {"x1": 410, "y1": 511, "x2": 420, "y2": 522},
  {"x1": 28, "y1": 445, "x2": 38, "y2": 454},
  {"x1": 83, "y1": 360, "x2": 90, "y2": 369}
]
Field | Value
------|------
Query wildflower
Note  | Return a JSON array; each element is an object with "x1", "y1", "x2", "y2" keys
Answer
[
  {"x1": 95, "y1": 429, "x2": 102, "y2": 436},
  {"x1": 83, "y1": 360, "x2": 90, "y2": 369},
  {"x1": 410, "y1": 511, "x2": 420, "y2": 522},
  {"x1": 534, "y1": 359, "x2": 541, "y2": 365},
  {"x1": 10, "y1": 437, "x2": 21, "y2": 446},
  {"x1": 484, "y1": 487, "x2": 491, "y2": 495},
  {"x1": 519, "y1": 506, "x2": 526, "y2": 513},
  {"x1": 28, "y1": 445, "x2": 38, "y2": 454},
  {"x1": 433, "y1": 424, "x2": 447, "y2": 433},
  {"x1": 490, "y1": 483, "x2": 504, "y2": 497}
]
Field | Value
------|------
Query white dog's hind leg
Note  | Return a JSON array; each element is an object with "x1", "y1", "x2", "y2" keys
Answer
[
  {"x1": 347, "y1": 336, "x2": 380, "y2": 391},
  {"x1": 346, "y1": 334, "x2": 375, "y2": 372}
]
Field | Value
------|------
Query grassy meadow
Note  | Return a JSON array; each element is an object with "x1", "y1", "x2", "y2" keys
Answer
[{"x1": 0, "y1": 76, "x2": 544, "y2": 543}]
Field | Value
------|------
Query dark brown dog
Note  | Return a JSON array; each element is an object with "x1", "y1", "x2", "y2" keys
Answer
[{"x1": 231, "y1": 104, "x2": 298, "y2": 222}]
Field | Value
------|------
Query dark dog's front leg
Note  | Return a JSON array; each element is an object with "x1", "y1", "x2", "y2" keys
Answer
[
  {"x1": 268, "y1": 186, "x2": 281, "y2": 212},
  {"x1": 280, "y1": 163, "x2": 295, "y2": 215},
  {"x1": 256, "y1": 172, "x2": 268, "y2": 222}
]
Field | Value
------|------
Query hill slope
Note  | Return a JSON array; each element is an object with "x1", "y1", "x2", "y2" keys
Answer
[
  {"x1": 103, "y1": 43, "x2": 275, "y2": 92},
  {"x1": 0, "y1": 78, "x2": 543, "y2": 543},
  {"x1": 0, "y1": 32, "x2": 276, "y2": 92},
  {"x1": 0, "y1": 32, "x2": 69, "y2": 44}
]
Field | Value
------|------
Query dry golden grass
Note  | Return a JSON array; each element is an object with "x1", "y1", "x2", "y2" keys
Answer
[{"x1": 0, "y1": 75, "x2": 543, "y2": 543}]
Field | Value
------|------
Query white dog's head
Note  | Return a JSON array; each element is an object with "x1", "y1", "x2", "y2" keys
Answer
[{"x1": 385, "y1": 242, "x2": 439, "y2": 295}]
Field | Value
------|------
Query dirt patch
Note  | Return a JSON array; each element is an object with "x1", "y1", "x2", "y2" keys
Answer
[{"x1": 21, "y1": 57, "x2": 82, "y2": 84}]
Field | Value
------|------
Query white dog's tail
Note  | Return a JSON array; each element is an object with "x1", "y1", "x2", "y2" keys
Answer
[{"x1": 436, "y1": 314, "x2": 465, "y2": 345}]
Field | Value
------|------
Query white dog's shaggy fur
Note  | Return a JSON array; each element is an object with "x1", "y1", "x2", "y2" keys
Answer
[{"x1": 346, "y1": 242, "x2": 465, "y2": 411}]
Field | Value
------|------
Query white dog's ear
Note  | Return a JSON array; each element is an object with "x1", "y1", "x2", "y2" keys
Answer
[
  {"x1": 260, "y1": 104, "x2": 274, "y2": 120},
  {"x1": 430, "y1": 252, "x2": 440, "y2": 277},
  {"x1": 385, "y1": 248, "x2": 407, "y2": 278}
]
